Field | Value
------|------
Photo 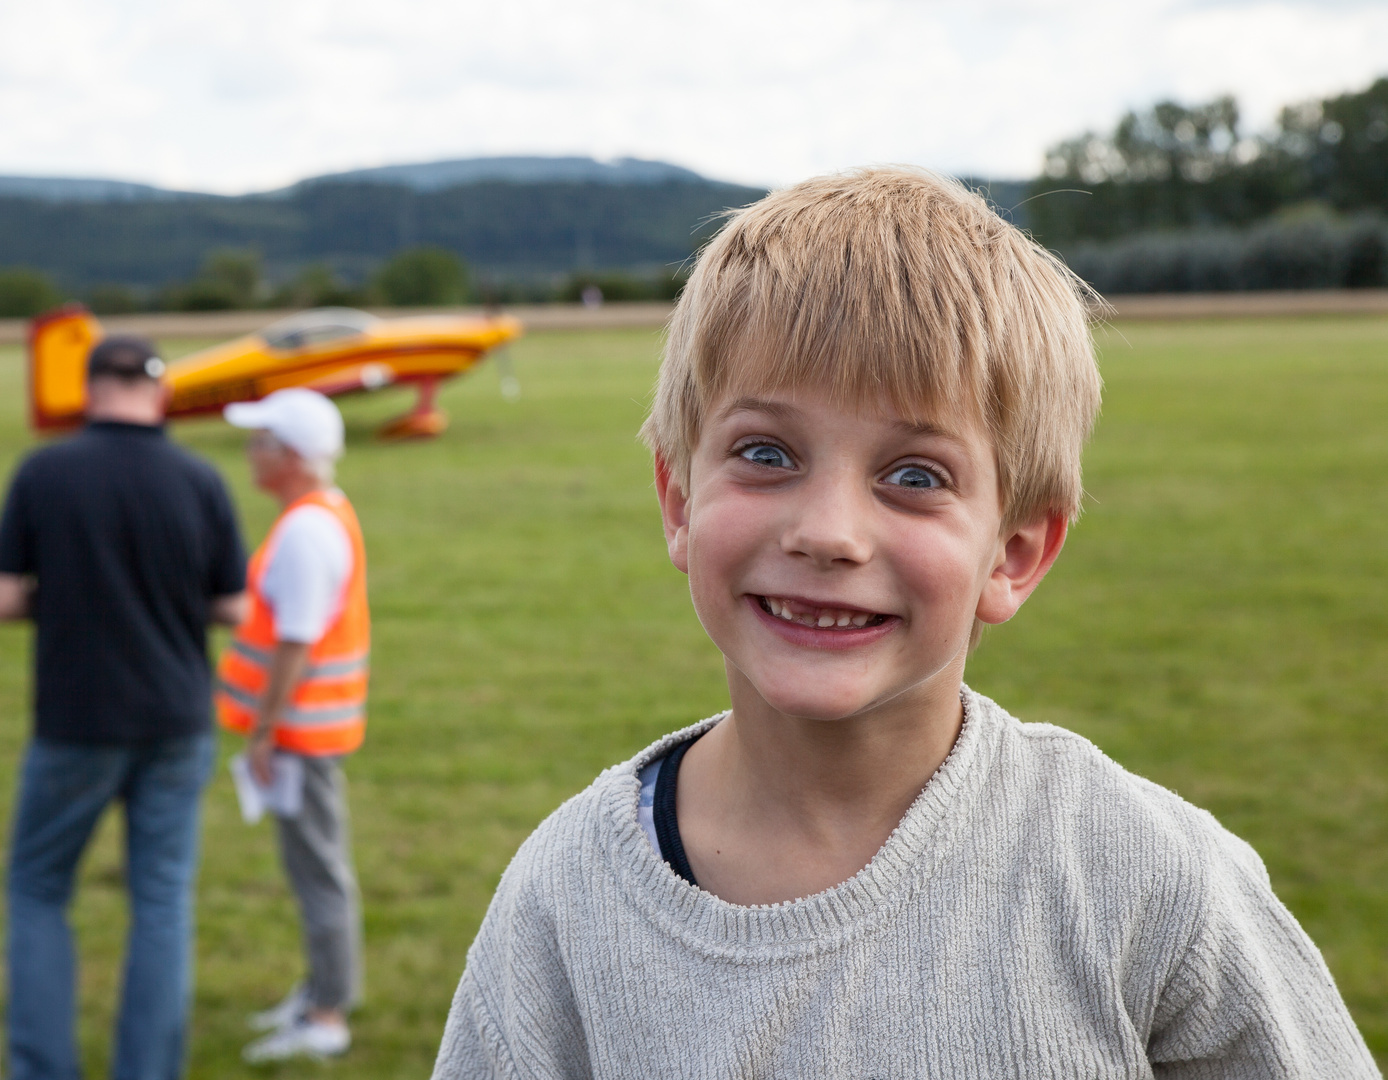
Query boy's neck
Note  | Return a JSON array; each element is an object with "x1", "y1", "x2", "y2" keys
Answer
[{"x1": 675, "y1": 664, "x2": 966, "y2": 906}]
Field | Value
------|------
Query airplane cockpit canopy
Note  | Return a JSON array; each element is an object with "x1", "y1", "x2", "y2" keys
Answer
[{"x1": 261, "y1": 308, "x2": 379, "y2": 351}]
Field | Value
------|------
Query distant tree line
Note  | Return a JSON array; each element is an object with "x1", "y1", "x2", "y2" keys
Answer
[
  {"x1": 0, "y1": 245, "x2": 689, "y2": 318},
  {"x1": 1028, "y1": 76, "x2": 1388, "y2": 291},
  {"x1": 1030, "y1": 79, "x2": 1388, "y2": 241}
]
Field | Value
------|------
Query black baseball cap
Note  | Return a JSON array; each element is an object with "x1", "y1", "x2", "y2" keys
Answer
[{"x1": 87, "y1": 335, "x2": 167, "y2": 380}]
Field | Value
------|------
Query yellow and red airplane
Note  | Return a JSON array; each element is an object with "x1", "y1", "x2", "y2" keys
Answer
[{"x1": 28, "y1": 304, "x2": 523, "y2": 439}]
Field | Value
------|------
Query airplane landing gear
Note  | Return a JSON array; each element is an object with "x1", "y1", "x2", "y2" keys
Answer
[{"x1": 378, "y1": 376, "x2": 448, "y2": 440}]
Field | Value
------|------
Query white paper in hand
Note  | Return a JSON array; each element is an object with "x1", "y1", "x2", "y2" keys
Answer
[{"x1": 229, "y1": 752, "x2": 305, "y2": 824}]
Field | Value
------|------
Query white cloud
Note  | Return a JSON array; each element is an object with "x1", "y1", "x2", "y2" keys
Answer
[{"x1": 0, "y1": 0, "x2": 1383, "y2": 192}]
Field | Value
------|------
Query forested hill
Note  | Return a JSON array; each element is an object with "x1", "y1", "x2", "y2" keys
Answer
[{"x1": 0, "y1": 158, "x2": 766, "y2": 290}]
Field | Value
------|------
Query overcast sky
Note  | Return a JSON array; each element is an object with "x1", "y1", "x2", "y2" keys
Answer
[{"x1": 1, "y1": 0, "x2": 1385, "y2": 194}]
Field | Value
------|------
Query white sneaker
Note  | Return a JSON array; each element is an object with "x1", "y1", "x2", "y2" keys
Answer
[
  {"x1": 242, "y1": 1018, "x2": 351, "y2": 1063},
  {"x1": 247, "y1": 984, "x2": 307, "y2": 1032}
]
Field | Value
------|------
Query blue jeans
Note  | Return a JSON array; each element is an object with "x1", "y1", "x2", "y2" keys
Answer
[{"x1": 5, "y1": 734, "x2": 214, "y2": 1080}]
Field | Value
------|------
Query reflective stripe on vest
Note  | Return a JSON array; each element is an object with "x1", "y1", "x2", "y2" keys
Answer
[
  {"x1": 226, "y1": 639, "x2": 369, "y2": 682},
  {"x1": 215, "y1": 489, "x2": 370, "y2": 757},
  {"x1": 218, "y1": 678, "x2": 364, "y2": 727}
]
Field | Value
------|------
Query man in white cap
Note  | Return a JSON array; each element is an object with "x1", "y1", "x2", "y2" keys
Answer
[{"x1": 216, "y1": 389, "x2": 370, "y2": 1062}]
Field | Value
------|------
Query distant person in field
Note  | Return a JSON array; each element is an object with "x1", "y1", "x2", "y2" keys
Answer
[
  {"x1": 431, "y1": 169, "x2": 1378, "y2": 1077},
  {"x1": 0, "y1": 335, "x2": 247, "y2": 1080},
  {"x1": 217, "y1": 389, "x2": 368, "y2": 1063}
]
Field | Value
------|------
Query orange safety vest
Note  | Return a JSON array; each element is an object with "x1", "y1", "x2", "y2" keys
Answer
[{"x1": 216, "y1": 489, "x2": 370, "y2": 756}]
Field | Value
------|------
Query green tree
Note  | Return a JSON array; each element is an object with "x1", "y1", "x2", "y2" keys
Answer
[
  {"x1": 1028, "y1": 77, "x2": 1388, "y2": 246},
  {"x1": 169, "y1": 249, "x2": 262, "y2": 310},
  {"x1": 1272, "y1": 77, "x2": 1388, "y2": 215},
  {"x1": 1044, "y1": 96, "x2": 1243, "y2": 186},
  {"x1": 204, "y1": 249, "x2": 261, "y2": 306},
  {"x1": 0, "y1": 267, "x2": 61, "y2": 317},
  {"x1": 373, "y1": 247, "x2": 469, "y2": 306},
  {"x1": 1028, "y1": 94, "x2": 1297, "y2": 243},
  {"x1": 274, "y1": 264, "x2": 367, "y2": 309},
  {"x1": 87, "y1": 283, "x2": 141, "y2": 314}
]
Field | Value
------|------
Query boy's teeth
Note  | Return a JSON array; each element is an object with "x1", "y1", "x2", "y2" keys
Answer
[{"x1": 762, "y1": 596, "x2": 880, "y2": 629}]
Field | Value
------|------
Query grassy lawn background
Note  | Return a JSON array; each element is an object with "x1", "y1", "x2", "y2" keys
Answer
[{"x1": 0, "y1": 315, "x2": 1383, "y2": 1073}]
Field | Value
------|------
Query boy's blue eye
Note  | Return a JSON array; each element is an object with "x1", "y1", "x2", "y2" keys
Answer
[
  {"x1": 884, "y1": 465, "x2": 941, "y2": 489},
  {"x1": 740, "y1": 444, "x2": 793, "y2": 468}
]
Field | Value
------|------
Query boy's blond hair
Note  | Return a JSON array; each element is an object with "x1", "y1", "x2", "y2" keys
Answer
[{"x1": 641, "y1": 167, "x2": 1102, "y2": 529}]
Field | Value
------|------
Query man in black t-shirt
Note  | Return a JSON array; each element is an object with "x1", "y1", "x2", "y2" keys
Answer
[{"x1": 0, "y1": 335, "x2": 247, "y2": 1080}]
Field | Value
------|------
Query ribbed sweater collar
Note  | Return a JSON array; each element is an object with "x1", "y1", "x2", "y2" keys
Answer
[{"x1": 598, "y1": 685, "x2": 1000, "y2": 958}]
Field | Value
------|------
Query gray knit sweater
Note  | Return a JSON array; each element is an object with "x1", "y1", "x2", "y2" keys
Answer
[{"x1": 433, "y1": 688, "x2": 1378, "y2": 1078}]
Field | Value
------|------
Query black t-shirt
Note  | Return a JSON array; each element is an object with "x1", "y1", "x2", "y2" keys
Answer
[{"x1": 0, "y1": 421, "x2": 246, "y2": 743}]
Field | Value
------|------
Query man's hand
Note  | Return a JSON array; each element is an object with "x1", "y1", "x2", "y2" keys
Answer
[
  {"x1": 211, "y1": 592, "x2": 249, "y2": 626},
  {"x1": 249, "y1": 728, "x2": 276, "y2": 787},
  {"x1": 0, "y1": 573, "x2": 33, "y2": 620}
]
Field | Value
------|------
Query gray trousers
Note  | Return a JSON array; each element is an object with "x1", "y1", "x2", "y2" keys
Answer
[{"x1": 274, "y1": 755, "x2": 362, "y2": 1012}]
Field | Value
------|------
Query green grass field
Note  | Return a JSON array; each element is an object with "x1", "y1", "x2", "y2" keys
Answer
[{"x1": 0, "y1": 315, "x2": 1385, "y2": 1074}]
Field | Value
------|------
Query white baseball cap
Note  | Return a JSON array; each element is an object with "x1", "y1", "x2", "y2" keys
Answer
[{"x1": 224, "y1": 388, "x2": 344, "y2": 461}]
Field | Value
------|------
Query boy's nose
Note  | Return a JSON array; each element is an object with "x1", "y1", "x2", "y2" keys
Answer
[{"x1": 780, "y1": 478, "x2": 873, "y2": 569}]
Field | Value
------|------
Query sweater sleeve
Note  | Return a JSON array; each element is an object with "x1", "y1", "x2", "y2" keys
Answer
[
  {"x1": 1148, "y1": 829, "x2": 1378, "y2": 1079},
  {"x1": 431, "y1": 969, "x2": 519, "y2": 1080},
  {"x1": 432, "y1": 810, "x2": 596, "y2": 1080}
]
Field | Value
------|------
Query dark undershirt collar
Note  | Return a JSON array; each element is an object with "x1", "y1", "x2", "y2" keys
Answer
[{"x1": 652, "y1": 734, "x2": 701, "y2": 887}]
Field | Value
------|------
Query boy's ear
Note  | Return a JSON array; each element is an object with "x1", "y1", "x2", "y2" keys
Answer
[
  {"x1": 653, "y1": 454, "x2": 690, "y2": 575},
  {"x1": 975, "y1": 513, "x2": 1068, "y2": 626}
]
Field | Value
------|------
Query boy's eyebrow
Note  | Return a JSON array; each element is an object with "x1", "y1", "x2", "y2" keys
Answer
[
  {"x1": 888, "y1": 417, "x2": 961, "y2": 441},
  {"x1": 719, "y1": 396, "x2": 966, "y2": 443},
  {"x1": 716, "y1": 396, "x2": 802, "y2": 422}
]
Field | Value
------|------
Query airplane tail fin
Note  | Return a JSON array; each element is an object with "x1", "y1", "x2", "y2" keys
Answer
[{"x1": 28, "y1": 304, "x2": 101, "y2": 430}]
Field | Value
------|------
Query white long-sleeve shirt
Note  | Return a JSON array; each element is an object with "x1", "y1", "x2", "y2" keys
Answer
[{"x1": 432, "y1": 687, "x2": 1377, "y2": 1079}]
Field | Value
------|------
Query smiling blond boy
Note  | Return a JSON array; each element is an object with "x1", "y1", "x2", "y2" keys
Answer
[{"x1": 432, "y1": 169, "x2": 1376, "y2": 1078}]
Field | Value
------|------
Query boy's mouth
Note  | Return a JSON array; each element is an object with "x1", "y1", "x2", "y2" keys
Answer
[{"x1": 756, "y1": 595, "x2": 888, "y2": 629}]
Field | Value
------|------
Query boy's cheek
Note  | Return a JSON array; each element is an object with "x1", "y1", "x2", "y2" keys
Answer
[{"x1": 685, "y1": 497, "x2": 763, "y2": 579}]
